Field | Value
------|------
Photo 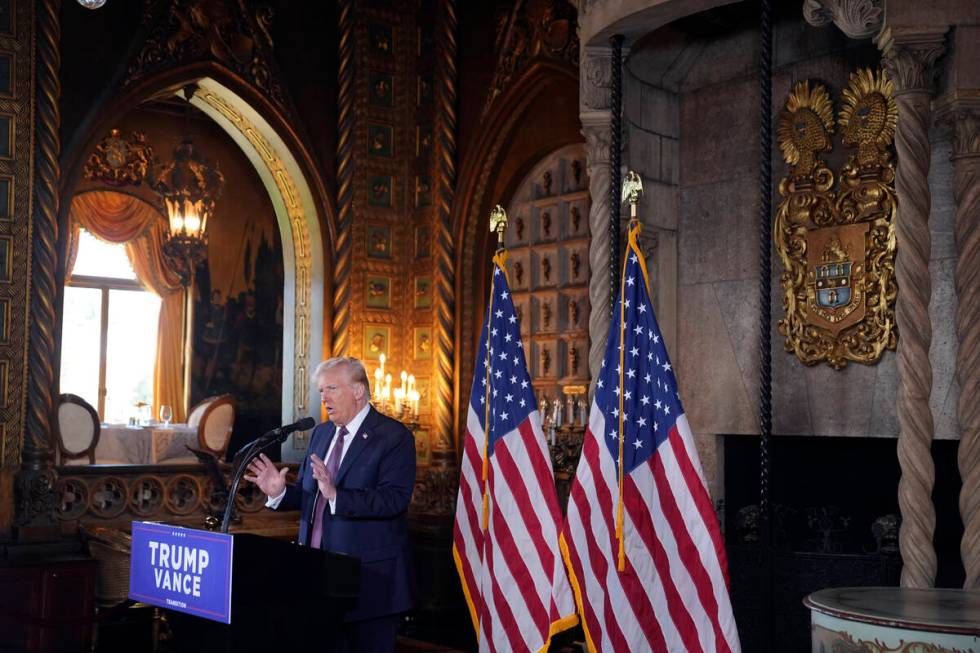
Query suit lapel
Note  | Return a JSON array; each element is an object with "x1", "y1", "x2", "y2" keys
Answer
[{"x1": 335, "y1": 406, "x2": 378, "y2": 484}]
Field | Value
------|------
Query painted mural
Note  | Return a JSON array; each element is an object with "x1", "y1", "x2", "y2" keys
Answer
[{"x1": 191, "y1": 215, "x2": 284, "y2": 460}]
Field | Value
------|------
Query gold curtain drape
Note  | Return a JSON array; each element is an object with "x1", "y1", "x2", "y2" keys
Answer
[{"x1": 68, "y1": 191, "x2": 187, "y2": 422}]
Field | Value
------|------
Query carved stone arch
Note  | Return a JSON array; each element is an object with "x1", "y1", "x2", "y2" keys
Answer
[
  {"x1": 578, "y1": 0, "x2": 739, "y2": 47},
  {"x1": 453, "y1": 60, "x2": 580, "y2": 449},
  {"x1": 58, "y1": 62, "x2": 334, "y2": 461}
]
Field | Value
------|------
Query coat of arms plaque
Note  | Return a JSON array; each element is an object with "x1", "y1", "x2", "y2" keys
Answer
[{"x1": 774, "y1": 69, "x2": 898, "y2": 368}]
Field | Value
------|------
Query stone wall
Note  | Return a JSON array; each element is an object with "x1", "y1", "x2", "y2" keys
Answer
[{"x1": 623, "y1": 9, "x2": 960, "y2": 494}]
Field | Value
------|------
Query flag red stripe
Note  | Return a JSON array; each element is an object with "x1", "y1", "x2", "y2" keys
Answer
[
  {"x1": 625, "y1": 471, "x2": 706, "y2": 652},
  {"x1": 482, "y1": 519, "x2": 528, "y2": 653},
  {"x1": 462, "y1": 425, "x2": 484, "y2": 480},
  {"x1": 575, "y1": 432, "x2": 664, "y2": 651},
  {"x1": 516, "y1": 419, "x2": 564, "y2": 525},
  {"x1": 669, "y1": 427, "x2": 732, "y2": 586},
  {"x1": 493, "y1": 432, "x2": 557, "y2": 580},
  {"x1": 568, "y1": 465, "x2": 631, "y2": 651},
  {"x1": 647, "y1": 440, "x2": 730, "y2": 652},
  {"x1": 458, "y1": 434, "x2": 487, "y2": 562},
  {"x1": 453, "y1": 469, "x2": 484, "y2": 617},
  {"x1": 486, "y1": 459, "x2": 552, "y2": 641}
]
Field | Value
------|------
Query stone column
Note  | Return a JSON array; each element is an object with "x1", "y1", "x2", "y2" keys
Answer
[
  {"x1": 877, "y1": 26, "x2": 946, "y2": 589},
  {"x1": 940, "y1": 106, "x2": 980, "y2": 588},
  {"x1": 581, "y1": 47, "x2": 614, "y2": 386}
]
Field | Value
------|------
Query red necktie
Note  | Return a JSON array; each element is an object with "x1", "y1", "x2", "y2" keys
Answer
[{"x1": 310, "y1": 426, "x2": 348, "y2": 548}]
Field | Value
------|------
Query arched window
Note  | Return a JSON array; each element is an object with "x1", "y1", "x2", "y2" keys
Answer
[{"x1": 60, "y1": 229, "x2": 161, "y2": 423}]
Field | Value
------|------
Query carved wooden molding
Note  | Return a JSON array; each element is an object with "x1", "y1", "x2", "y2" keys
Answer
[
  {"x1": 124, "y1": 0, "x2": 290, "y2": 115},
  {"x1": 16, "y1": 0, "x2": 60, "y2": 528},
  {"x1": 484, "y1": 0, "x2": 579, "y2": 115},
  {"x1": 433, "y1": 0, "x2": 458, "y2": 453},
  {"x1": 802, "y1": 0, "x2": 883, "y2": 40},
  {"x1": 332, "y1": 0, "x2": 355, "y2": 358}
]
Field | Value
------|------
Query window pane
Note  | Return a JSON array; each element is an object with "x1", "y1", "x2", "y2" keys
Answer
[
  {"x1": 60, "y1": 286, "x2": 102, "y2": 415},
  {"x1": 71, "y1": 229, "x2": 137, "y2": 280},
  {"x1": 104, "y1": 289, "x2": 161, "y2": 424}
]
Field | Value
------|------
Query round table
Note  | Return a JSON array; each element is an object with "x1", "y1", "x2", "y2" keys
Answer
[{"x1": 805, "y1": 587, "x2": 980, "y2": 652}]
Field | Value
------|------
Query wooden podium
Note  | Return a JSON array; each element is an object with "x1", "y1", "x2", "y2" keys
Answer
[{"x1": 134, "y1": 529, "x2": 360, "y2": 652}]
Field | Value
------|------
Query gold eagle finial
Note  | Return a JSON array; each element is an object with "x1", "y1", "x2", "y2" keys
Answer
[
  {"x1": 622, "y1": 171, "x2": 643, "y2": 219},
  {"x1": 489, "y1": 205, "x2": 507, "y2": 247}
]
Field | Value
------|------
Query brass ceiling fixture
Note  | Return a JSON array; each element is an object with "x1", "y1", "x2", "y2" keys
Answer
[{"x1": 153, "y1": 84, "x2": 224, "y2": 285}]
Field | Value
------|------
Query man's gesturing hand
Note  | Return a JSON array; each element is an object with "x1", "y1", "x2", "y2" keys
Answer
[
  {"x1": 243, "y1": 453, "x2": 288, "y2": 498},
  {"x1": 310, "y1": 453, "x2": 337, "y2": 501}
]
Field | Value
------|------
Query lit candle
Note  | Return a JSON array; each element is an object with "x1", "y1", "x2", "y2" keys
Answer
[{"x1": 409, "y1": 389, "x2": 420, "y2": 420}]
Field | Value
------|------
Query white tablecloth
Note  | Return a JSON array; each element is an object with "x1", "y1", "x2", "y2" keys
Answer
[{"x1": 95, "y1": 424, "x2": 198, "y2": 464}]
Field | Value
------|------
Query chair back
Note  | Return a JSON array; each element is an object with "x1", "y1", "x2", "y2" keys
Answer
[
  {"x1": 187, "y1": 396, "x2": 214, "y2": 428},
  {"x1": 196, "y1": 394, "x2": 236, "y2": 458},
  {"x1": 56, "y1": 393, "x2": 101, "y2": 465}
]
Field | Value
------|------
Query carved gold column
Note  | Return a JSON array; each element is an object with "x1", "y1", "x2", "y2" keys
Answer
[
  {"x1": 942, "y1": 107, "x2": 980, "y2": 588},
  {"x1": 877, "y1": 26, "x2": 946, "y2": 589},
  {"x1": 331, "y1": 0, "x2": 355, "y2": 357},
  {"x1": 581, "y1": 47, "x2": 614, "y2": 384},
  {"x1": 433, "y1": 0, "x2": 457, "y2": 452}
]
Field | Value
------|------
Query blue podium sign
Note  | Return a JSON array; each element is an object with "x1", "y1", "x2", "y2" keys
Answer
[{"x1": 129, "y1": 521, "x2": 234, "y2": 624}]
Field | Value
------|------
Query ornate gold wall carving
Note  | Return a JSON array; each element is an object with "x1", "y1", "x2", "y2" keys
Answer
[
  {"x1": 83, "y1": 129, "x2": 154, "y2": 187},
  {"x1": 332, "y1": 0, "x2": 355, "y2": 360},
  {"x1": 432, "y1": 0, "x2": 457, "y2": 455},
  {"x1": 334, "y1": 0, "x2": 450, "y2": 470},
  {"x1": 775, "y1": 70, "x2": 898, "y2": 369}
]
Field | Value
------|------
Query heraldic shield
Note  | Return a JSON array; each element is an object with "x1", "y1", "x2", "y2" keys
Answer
[
  {"x1": 805, "y1": 223, "x2": 869, "y2": 335},
  {"x1": 774, "y1": 70, "x2": 897, "y2": 369}
]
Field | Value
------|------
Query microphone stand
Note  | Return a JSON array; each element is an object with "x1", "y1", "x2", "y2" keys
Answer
[{"x1": 220, "y1": 427, "x2": 290, "y2": 533}]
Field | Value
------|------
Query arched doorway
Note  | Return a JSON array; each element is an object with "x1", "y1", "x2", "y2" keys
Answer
[{"x1": 60, "y1": 72, "x2": 332, "y2": 462}]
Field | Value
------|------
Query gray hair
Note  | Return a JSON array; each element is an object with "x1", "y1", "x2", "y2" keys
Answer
[{"x1": 311, "y1": 357, "x2": 371, "y2": 396}]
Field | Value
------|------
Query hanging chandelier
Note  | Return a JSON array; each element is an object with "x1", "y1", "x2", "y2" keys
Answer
[{"x1": 153, "y1": 87, "x2": 224, "y2": 285}]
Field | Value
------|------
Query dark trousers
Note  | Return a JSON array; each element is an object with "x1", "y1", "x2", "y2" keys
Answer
[{"x1": 331, "y1": 613, "x2": 401, "y2": 653}]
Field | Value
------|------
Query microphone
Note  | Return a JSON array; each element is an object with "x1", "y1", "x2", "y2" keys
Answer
[{"x1": 263, "y1": 416, "x2": 316, "y2": 442}]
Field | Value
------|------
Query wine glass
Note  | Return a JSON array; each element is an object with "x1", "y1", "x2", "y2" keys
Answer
[{"x1": 159, "y1": 405, "x2": 173, "y2": 427}]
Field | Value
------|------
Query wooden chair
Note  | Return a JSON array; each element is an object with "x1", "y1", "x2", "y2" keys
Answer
[
  {"x1": 55, "y1": 393, "x2": 101, "y2": 465},
  {"x1": 168, "y1": 394, "x2": 236, "y2": 464},
  {"x1": 195, "y1": 394, "x2": 236, "y2": 459}
]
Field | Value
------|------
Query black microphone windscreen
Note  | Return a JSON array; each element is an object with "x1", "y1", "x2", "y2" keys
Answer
[{"x1": 295, "y1": 416, "x2": 316, "y2": 431}]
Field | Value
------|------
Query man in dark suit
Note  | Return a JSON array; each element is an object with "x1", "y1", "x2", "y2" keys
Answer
[{"x1": 245, "y1": 357, "x2": 416, "y2": 652}]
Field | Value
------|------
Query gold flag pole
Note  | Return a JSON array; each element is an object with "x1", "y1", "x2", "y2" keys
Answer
[
  {"x1": 616, "y1": 171, "x2": 643, "y2": 571},
  {"x1": 482, "y1": 205, "x2": 508, "y2": 530}
]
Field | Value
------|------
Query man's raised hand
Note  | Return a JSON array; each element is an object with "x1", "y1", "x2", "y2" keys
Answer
[{"x1": 244, "y1": 453, "x2": 288, "y2": 498}]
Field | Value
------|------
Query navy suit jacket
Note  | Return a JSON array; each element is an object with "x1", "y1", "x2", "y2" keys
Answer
[{"x1": 276, "y1": 406, "x2": 416, "y2": 621}]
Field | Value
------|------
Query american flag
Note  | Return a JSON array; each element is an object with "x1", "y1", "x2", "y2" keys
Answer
[
  {"x1": 561, "y1": 224, "x2": 741, "y2": 652},
  {"x1": 453, "y1": 254, "x2": 578, "y2": 652}
]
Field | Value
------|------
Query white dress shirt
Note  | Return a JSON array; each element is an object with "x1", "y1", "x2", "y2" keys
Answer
[{"x1": 265, "y1": 402, "x2": 371, "y2": 513}]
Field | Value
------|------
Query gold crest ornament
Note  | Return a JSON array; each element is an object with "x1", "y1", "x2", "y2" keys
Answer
[
  {"x1": 775, "y1": 70, "x2": 898, "y2": 368},
  {"x1": 83, "y1": 128, "x2": 154, "y2": 187}
]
